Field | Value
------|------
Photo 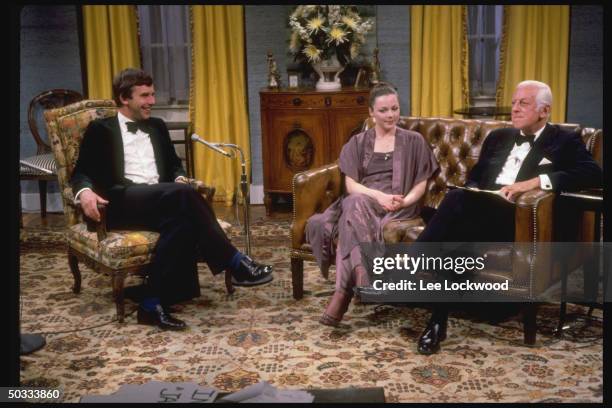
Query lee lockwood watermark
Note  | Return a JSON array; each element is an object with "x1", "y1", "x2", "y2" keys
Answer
[{"x1": 357, "y1": 242, "x2": 611, "y2": 303}]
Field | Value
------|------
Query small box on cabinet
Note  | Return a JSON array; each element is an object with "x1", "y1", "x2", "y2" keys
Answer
[{"x1": 287, "y1": 70, "x2": 300, "y2": 89}]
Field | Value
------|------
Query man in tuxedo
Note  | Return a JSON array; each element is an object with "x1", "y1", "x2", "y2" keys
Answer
[
  {"x1": 72, "y1": 68, "x2": 273, "y2": 331},
  {"x1": 414, "y1": 80, "x2": 602, "y2": 354}
]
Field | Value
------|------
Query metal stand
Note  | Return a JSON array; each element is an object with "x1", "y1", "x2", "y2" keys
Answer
[
  {"x1": 217, "y1": 143, "x2": 252, "y2": 256},
  {"x1": 191, "y1": 135, "x2": 252, "y2": 256},
  {"x1": 554, "y1": 191, "x2": 604, "y2": 337}
]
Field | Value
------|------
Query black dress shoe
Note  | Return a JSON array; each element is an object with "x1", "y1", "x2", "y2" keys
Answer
[
  {"x1": 125, "y1": 286, "x2": 179, "y2": 312},
  {"x1": 417, "y1": 313, "x2": 448, "y2": 355},
  {"x1": 137, "y1": 305, "x2": 187, "y2": 331},
  {"x1": 231, "y1": 256, "x2": 273, "y2": 287}
]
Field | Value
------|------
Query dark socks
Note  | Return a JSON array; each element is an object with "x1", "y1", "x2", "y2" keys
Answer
[
  {"x1": 228, "y1": 251, "x2": 246, "y2": 272},
  {"x1": 140, "y1": 297, "x2": 160, "y2": 312}
]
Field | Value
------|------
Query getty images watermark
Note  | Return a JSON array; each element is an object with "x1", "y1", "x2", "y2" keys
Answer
[
  {"x1": 371, "y1": 252, "x2": 509, "y2": 292},
  {"x1": 358, "y1": 242, "x2": 611, "y2": 303}
]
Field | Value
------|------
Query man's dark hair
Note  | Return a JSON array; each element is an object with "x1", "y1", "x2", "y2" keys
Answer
[
  {"x1": 368, "y1": 81, "x2": 399, "y2": 109},
  {"x1": 112, "y1": 68, "x2": 154, "y2": 106}
]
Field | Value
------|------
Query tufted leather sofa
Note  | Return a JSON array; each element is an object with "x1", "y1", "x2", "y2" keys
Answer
[{"x1": 290, "y1": 116, "x2": 602, "y2": 344}]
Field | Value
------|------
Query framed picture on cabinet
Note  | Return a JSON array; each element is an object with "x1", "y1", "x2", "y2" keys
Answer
[{"x1": 288, "y1": 70, "x2": 299, "y2": 88}]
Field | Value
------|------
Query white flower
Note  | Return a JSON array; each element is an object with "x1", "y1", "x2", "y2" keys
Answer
[
  {"x1": 288, "y1": 5, "x2": 373, "y2": 64},
  {"x1": 306, "y1": 15, "x2": 325, "y2": 34},
  {"x1": 303, "y1": 44, "x2": 322, "y2": 62},
  {"x1": 327, "y1": 26, "x2": 348, "y2": 45}
]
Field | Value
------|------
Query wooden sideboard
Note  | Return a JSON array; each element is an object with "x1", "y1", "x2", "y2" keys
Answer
[{"x1": 260, "y1": 87, "x2": 370, "y2": 214}]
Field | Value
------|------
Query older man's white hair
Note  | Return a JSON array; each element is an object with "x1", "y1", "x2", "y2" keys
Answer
[{"x1": 517, "y1": 80, "x2": 553, "y2": 112}]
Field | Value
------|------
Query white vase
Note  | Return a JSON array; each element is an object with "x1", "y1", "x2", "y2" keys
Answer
[{"x1": 312, "y1": 54, "x2": 345, "y2": 91}]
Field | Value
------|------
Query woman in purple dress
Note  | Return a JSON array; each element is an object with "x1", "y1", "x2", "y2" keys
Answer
[{"x1": 305, "y1": 83, "x2": 439, "y2": 326}]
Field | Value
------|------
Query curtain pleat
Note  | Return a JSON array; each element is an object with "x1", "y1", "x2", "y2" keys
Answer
[
  {"x1": 82, "y1": 5, "x2": 141, "y2": 99},
  {"x1": 190, "y1": 6, "x2": 250, "y2": 205},
  {"x1": 411, "y1": 6, "x2": 469, "y2": 118},
  {"x1": 496, "y1": 6, "x2": 569, "y2": 122}
]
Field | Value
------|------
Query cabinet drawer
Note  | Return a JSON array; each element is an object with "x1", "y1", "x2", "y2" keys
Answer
[
  {"x1": 328, "y1": 93, "x2": 368, "y2": 108},
  {"x1": 261, "y1": 93, "x2": 326, "y2": 109},
  {"x1": 261, "y1": 91, "x2": 369, "y2": 109}
]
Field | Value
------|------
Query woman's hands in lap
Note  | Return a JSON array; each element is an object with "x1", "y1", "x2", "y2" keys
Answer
[{"x1": 375, "y1": 191, "x2": 404, "y2": 212}]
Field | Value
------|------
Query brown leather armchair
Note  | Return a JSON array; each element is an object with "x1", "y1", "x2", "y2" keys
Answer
[
  {"x1": 290, "y1": 116, "x2": 603, "y2": 344},
  {"x1": 44, "y1": 99, "x2": 234, "y2": 323}
]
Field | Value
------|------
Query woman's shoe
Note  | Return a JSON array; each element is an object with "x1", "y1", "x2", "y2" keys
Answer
[
  {"x1": 319, "y1": 312, "x2": 342, "y2": 327},
  {"x1": 319, "y1": 290, "x2": 352, "y2": 327}
]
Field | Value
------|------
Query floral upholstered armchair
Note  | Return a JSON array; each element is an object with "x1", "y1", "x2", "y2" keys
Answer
[{"x1": 44, "y1": 99, "x2": 233, "y2": 322}]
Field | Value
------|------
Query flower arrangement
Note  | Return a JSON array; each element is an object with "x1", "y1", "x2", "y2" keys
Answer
[{"x1": 289, "y1": 5, "x2": 374, "y2": 66}]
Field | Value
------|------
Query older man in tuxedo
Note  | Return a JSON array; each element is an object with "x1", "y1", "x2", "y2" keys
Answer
[
  {"x1": 72, "y1": 68, "x2": 273, "y2": 331},
  {"x1": 414, "y1": 80, "x2": 602, "y2": 354}
]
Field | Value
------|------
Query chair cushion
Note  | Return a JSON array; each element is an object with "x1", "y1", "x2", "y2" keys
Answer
[
  {"x1": 67, "y1": 218, "x2": 233, "y2": 270},
  {"x1": 67, "y1": 224, "x2": 158, "y2": 270},
  {"x1": 20, "y1": 152, "x2": 57, "y2": 175}
]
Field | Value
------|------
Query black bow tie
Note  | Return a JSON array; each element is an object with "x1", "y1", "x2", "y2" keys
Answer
[
  {"x1": 126, "y1": 121, "x2": 150, "y2": 134},
  {"x1": 515, "y1": 134, "x2": 535, "y2": 147}
]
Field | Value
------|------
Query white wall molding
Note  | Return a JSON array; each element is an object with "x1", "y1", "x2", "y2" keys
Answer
[
  {"x1": 21, "y1": 193, "x2": 63, "y2": 213},
  {"x1": 250, "y1": 184, "x2": 264, "y2": 205}
]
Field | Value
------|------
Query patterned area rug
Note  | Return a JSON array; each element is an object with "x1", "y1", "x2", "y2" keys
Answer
[{"x1": 20, "y1": 219, "x2": 603, "y2": 402}]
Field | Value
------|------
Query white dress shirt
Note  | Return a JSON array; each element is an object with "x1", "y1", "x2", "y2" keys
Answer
[
  {"x1": 117, "y1": 111, "x2": 159, "y2": 185},
  {"x1": 494, "y1": 124, "x2": 553, "y2": 190}
]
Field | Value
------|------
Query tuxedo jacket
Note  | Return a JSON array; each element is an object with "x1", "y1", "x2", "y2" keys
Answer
[
  {"x1": 465, "y1": 124, "x2": 602, "y2": 192},
  {"x1": 71, "y1": 116, "x2": 186, "y2": 198}
]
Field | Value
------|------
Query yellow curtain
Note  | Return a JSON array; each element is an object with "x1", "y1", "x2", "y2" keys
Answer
[
  {"x1": 496, "y1": 6, "x2": 569, "y2": 123},
  {"x1": 190, "y1": 6, "x2": 250, "y2": 205},
  {"x1": 82, "y1": 5, "x2": 141, "y2": 99},
  {"x1": 411, "y1": 5, "x2": 469, "y2": 118}
]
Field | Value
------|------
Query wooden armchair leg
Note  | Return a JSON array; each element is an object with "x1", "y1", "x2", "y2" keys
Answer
[
  {"x1": 112, "y1": 271, "x2": 128, "y2": 323},
  {"x1": 522, "y1": 303, "x2": 538, "y2": 345},
  {"x1": 291, "y1": 257, "x2": 304, "y2": 300},
  {"x1": 225, "y1": 270, "x2": 235, "y2": 294},
  {"x1": 67, "y1": 249, "x2": 81, "y2": 294},
  {"x1": 38, "y1": 180, "x2": 47, "y2": 218}
]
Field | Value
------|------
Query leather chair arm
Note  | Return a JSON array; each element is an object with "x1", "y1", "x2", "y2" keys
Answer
[
  {"x1": 514, "y1": 188, "x2": 555, "y2": 242},
  {"x1": 512, "y1": 188, "x2": 556, "y2": 297},
  {"x1": 291, "y1": 162, "x2": 342, "y2": 250}
]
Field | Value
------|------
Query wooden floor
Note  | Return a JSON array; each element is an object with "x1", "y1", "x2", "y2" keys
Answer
[{"x1": 21, "y1": 202, "x2": 293, "y2": 230}]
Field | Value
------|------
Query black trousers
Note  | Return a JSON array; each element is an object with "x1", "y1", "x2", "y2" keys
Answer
[
  {"x1": 105, "y1": 182, "x2": 237, "y2": 304},
  {"x1": 417, "y1": 189, "x2": 515, "y2": 243},
  {"x1": 416, "y1": 189, "x2": 516, "y2": 317}
]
